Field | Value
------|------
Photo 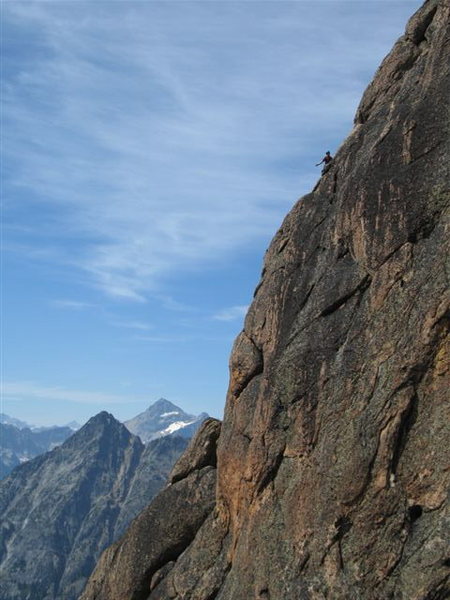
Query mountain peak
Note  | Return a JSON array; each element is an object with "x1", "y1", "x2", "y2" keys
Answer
[
  {"x1": 63, "y1": 411, "x2": 137, "y2": 452},
  {"x1": 147, "y1": 398, "x2": 181, "y2": 413},
  {"x1": 124, "y1": 400, "x2": 208, "y2": 444},
  {"x1": 83, "y1": 411, "x2": 119, "y2": 429},
  {"x1": 91, "y1": 410, "x2": 115, "y2": 421}
]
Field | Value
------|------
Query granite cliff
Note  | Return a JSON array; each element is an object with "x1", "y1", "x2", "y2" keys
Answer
[{"x1": 81, "y1": 1, "x2": 449, "y2": 598}]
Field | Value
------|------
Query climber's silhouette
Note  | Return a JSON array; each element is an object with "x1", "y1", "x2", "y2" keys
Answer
[{"x1": 316, "y1": 151, "x2": 333, "y2": 174}]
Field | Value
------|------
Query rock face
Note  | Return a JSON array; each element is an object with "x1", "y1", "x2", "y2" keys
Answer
[
  {"x1": 124, "y1": 398, "x2": 209, "y2": 443},
  {"x1": 80, "y1": 2, "x2": 449, "y2": 599},
  {"x1": 0, "y1": 412, "x2": 188, "y2": 600}
]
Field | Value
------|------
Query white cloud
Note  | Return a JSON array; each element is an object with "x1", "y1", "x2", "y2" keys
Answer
[
  {"x1": 51, "y1": 299, "x2": 95, "y2": 310},
  {"x1": 2, "y1": 381, "x2": 140, "y2": 406},
  {"x1": 3, "y1": 0, "x2": 423, "y2": 302},
  {"x1": 213, "y1": 305, "x2": 249, "y2": 322},
  {"x1": 133, "y1": 334, "x2": 190, "y2": 343},
  {"x1": 133, "y1": 333, "x2": 232, "y2": 344},
  {"x1": 111, "y1": 319, "x2": 153, "y2": 331}
]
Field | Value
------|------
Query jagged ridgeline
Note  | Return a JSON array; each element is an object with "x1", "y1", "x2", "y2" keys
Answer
[
  {"x1": 80, "y1": 1, "x2": 449, "y2": 598},
  {"x1": 0, "y1": 412, "x2": 190, "y2": 600}
]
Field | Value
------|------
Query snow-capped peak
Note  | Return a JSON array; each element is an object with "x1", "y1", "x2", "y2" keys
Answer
[{"x1": 124, "y1": 399, "x2": 209, "y2": 443}]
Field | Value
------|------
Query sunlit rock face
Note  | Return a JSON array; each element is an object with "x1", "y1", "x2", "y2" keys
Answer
[{"x1": 80, "y1": 2, "x2": 449, "y2": 599}]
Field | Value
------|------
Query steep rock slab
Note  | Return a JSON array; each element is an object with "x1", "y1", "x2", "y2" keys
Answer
[
  {"x1": 215, "y1": 1, "x2": 449, "y2": 598},
  {"x1": 79, "y1": 419, "x2": 222, "y2": 600},
  {"x1": 154, "y1": 1, "x2": 449, "y2": 598},
  {"x1": 80, "y1": 2, "x2": 449, "y2": 599}
]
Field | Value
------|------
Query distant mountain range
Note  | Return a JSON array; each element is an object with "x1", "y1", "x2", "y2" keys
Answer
[
  {"x1": 0, "y1": 411, "x2": 189, "y2": 600},
  {"x1": 0, "y1": 400, "x2": 207, "y2": 480},
  {"x1": 0, "y1": 399, "x2": 208, "y2": 599},
  {"x1": 124, "y1": 398, "x2": 209, "y2": 443},
  {"x1": 0, "y1": 413, "x2": 81, "y2": 431},
  {"x1": 0, "y1": 413, "x2": 32, "y2": 429},
  {"x1": 0, "y1": 422, "x2": 74, "y2": 479}
]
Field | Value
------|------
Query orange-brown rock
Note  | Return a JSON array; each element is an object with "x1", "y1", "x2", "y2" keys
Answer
[{"x1": 80, "y1": 1, "x2": 449, "y2": 598}]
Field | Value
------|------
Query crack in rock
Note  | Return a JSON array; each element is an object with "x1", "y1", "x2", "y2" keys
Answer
[{"x1": 320, "y1": 275, "x2": 372, "y2": 317}]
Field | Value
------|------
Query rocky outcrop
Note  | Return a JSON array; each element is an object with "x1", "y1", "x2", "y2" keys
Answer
[
  {"x1": 0, "y1": 413, "x2": 188, "y2": 600},
  {"x1": 79, "y1": 418, "x2": 221, "y2": 600},
  {"x1": 169, "y1": 418, "x2": 221, "y2": 484},
  {"x1": 80, "y1": 2, "x2": 449, "y2": 598}
]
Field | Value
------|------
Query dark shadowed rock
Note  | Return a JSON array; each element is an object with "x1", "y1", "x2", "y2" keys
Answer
[{"x1": 81, "y1": 2, "x2": 449, "y2": 599}]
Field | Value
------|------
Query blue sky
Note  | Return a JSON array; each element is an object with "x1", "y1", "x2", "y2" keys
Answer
[{"x1": 2, "y1": 0, "x2": 423, "y2": 426}]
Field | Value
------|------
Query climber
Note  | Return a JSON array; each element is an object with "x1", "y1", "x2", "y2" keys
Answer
[{"x1": 316, "y1": 151, "x2": 333, "y2": 174}]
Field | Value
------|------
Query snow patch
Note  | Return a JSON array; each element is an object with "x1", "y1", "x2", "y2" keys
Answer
[
  {"x1": 160, "y1": 411, "x2": 180, "y2": 418},
  {"x1": 160, "y1": 420, "x2": 194, "y2": 435}
]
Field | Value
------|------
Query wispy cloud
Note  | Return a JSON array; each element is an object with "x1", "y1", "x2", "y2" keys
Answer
[
  {"x1": 133, "y1": 334, "x2": 192, "y2": 344},
  {"x1": 134, "y1": 333, "x2": 232, "y2": 344},
  {"x1": 111, "y1": 319, "x2": 153, "y2": 331},
  {"x1": 213, "y1": 305, "x2": 249, "y2": 322},
  {"x1": 51, "y1": 299, "x2": 95, "y2": 310},
  {"x1": 156, "y1": 295, "x2": 197, "y2": 313},
  {"x1": 3, "y1": 1, "x2": 422, "y2": 302},
  {"x1": 2, "y1": 381, "x2": 141, "y2": 406}
]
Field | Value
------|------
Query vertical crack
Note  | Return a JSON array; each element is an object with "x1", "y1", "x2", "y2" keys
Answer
[{"x1": 390, "y1": 391, "x2": 419, "y2": 477}]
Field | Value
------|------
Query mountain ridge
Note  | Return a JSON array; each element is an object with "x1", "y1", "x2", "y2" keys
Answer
[
  {"x1": 0, "y1": 410, "x2": 189, "y2": 600},
  {"x1": 0, "y1": 399, "x2": 206, "y2": 479},
  {"x1": 0, "y1": 422, "x2": 74, "y2": 479},
  {"x1": 0, "y1": 414, "x2": 33, "y2": 429}
]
